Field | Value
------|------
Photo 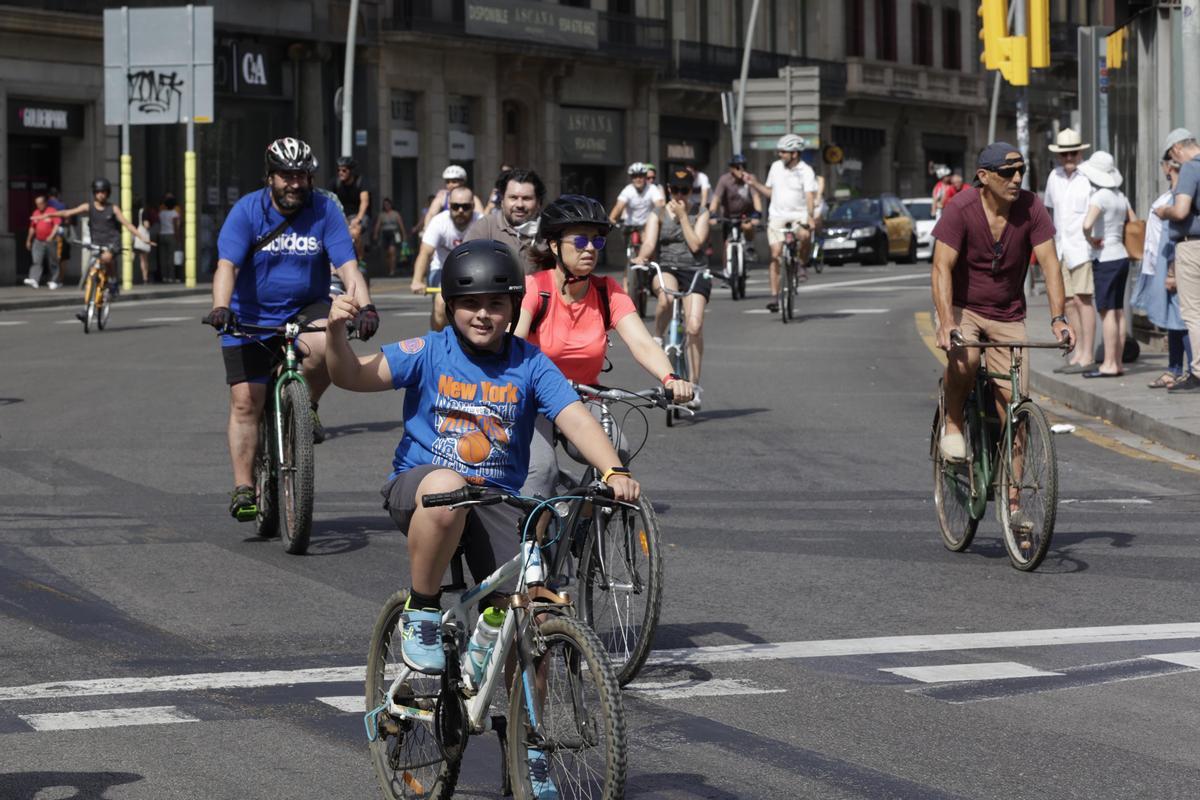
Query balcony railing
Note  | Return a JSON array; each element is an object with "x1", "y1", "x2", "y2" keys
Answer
[
  {"x1": 386, "y1": 0, "x2": 668, "y2": 62},
  {"x1": 671, "y1": 41, "x2": 847, "y2": 98},
  {"x1": 845, "y1": 58, "x2": 986, "y2": 109}
]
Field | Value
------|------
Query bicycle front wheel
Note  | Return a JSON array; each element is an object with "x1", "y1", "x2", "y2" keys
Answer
[
  {"x1": 932, "y1": 404, "x2": 979, "y2": 552},
  {"x1": 98, "y1": 289, "x2": 111, "y2": 330},
  {"x1": 277, "y1": 379, "x2": 314, "y2": 554},
  {"x1": 580, "y1": 494, "x2": 663, "y2": 686},
  {"x1": 366, "y1": 589, "x2": 462, "y2": 800},
  {"x1": 781, "y1": 257, "x2": 796, "y2": 323},
  {"x1": 254, "y1": 409, "x2": 279, "y2": 539},
  {"x1": 507, "y1": 615, "x2": 625, "y2": 800},
  {"x1": 997, "y1": 401, "x2": 1058, "y2": 571}
]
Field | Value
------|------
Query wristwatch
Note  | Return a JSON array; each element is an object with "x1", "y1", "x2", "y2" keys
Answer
[
  {"x1": 1050, "y1": 314, "x2": 1068, "y2": 326},
  {"x1": 661, "y1": 373, "x2": 682, "y2": 386},
  {"x1": 601, "y1": 466, "x2": 632, "y2": 484}
]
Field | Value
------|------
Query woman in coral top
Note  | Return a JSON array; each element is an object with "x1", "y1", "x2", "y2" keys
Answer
[{"x1": 514, "y1": 195, "x2": 694, "y2": 497}]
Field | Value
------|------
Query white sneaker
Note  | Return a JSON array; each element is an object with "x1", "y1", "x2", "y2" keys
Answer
[
  {"x1": 938, "y1": 433, "x2": 966, "y2": 462},
  {"x1": 23, "y1": 278, "x2": 38, "y2": 288},
  {"x1": 47, "y1": 281, "x2": 61, "y2": 290}
]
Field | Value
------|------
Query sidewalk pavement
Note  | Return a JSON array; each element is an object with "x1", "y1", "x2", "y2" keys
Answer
[
  {"x1": 0, "y1": 281, "x2": 209, "y2": 312},
  {"x1": 1025, "y1": 292, "x2": 1200, "y2": 458}
]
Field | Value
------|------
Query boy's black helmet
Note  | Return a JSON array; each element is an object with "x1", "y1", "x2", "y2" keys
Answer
[
  {"x1": 538, "y1": 195, "x2": 612, "y2": 240},
  {"x1": 440, "y1": 240, "x2": 525, "y2": 300},
  {"x1": 92, "y1": 178, "x2": 112, "y2": 194}
]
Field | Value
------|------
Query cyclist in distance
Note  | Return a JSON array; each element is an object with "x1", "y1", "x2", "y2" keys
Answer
[
  {"x1": 483, "y1": 163, "x2": 514, "y2": 215},
  {"x1": 322, "y1": 240, "x2": 637, "y2": 671},
  {"x1": 412, "y1": 186, "x2": 481, "y2": 330},
  {"x1": 514, "y1": 195, "x2": 695, "y2": 498},
  {"x1": 645, "y1": 163, "x2": 659, "y2": 187},
  {"x1": 634, "y1": 168, "x2": 713, "y2": 409},
  {"x1": 205, "y1": 137, "x2": 379, "y2": 520},
  {"x1": 423, "y1": 164, "x2": 484, "y2": 229},
  {"x1": 743, "y1": 134, "x2": 817, "y2": 311},
  {"x1": 709, "y1": 153, "x2": 763, "y2": 268},
  {"x1": 465, "y1": 168, "x2": 550, "y2": 275},
  {"x1": 329, "y1": 156, "x2": 370, "y2": 263},
  {"x1": 50, "y1": 177, "x2": 148, "y2": 308},
  {"x1": 609, "y1": 162, "x2": 665, "y2": 290},
  {"x1": 932, "y1": 143, "x2": 1075, "y2": 527}
]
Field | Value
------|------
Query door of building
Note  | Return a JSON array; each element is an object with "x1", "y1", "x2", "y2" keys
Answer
[
  {"x1": 391, "y1": 157, "x2": 418, "y2": 245},
  {"x1": 7, "y1": 135, "x2": 61, "y2": 278}
]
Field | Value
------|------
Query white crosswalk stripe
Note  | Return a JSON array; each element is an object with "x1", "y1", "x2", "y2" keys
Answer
[
  {"x1": 881, "y1": 662, "x2": 1063, "y2": 683},
  {"x1": 19, "y1": 705, "x2": 199, "y2": 732}
]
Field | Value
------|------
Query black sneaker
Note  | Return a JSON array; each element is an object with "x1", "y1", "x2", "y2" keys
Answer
[
  {"x1": 1168, "y1": 374, "x2": 1200, "y2": 393},
  {"x1": 311, "y1": 406, "x2": 326, "y2": 444},
  {"x1": 766, "y1": 301, "x2": 780, "y2": 313},
  {"x1": 229, "y1": 485, "x2": 257, "y2": 521},
  {"x1": 75, "y1": 310, "x2": 86, "y2": 322}
]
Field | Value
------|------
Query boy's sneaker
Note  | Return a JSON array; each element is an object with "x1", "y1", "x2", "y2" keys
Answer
[
  {"x1": 527, "y1": 749, "x2": 560, "y2": 799},
  {"x1": 229, "y1": 485, "x2": 257, "y2": 522},
  {"x1": 311, "y1": 406, "x2": 325, "y2": 444},
  {"x1": 399, "y1": 604, "x2": 444, "y2": 674},
  {"x1": 47, "y1": 281, "x2": 61, "y2": 290}
]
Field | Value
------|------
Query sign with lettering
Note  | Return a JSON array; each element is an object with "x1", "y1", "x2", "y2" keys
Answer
[
  {"x1": 450, "y1": 129, "x2": 476, "y2": 161},
  {"x1": 560, "y1": 107, "x2": 623, "y2": 165},
  {"x1": 9, "y1": 102, "x2": 84, "y2": 137},
  {"x1": 103, "y1": 6, "x2": 214, "y2": 125},
  {"x1": 215, "y1": 39, "x2": 282, "y2": 96},
  {"x1": 391, "y1": 129, "x2": 419, "y2": 158},
  {"x1": 465, "y1": 0, "x2": 599, "y2": 50}
]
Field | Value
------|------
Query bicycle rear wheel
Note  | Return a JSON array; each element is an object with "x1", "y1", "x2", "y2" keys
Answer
[
  {"x1": 781, "y1": 255, "x2": 796, "y2": 323},
  {"x1": 728, "y1": 246, "x2": 741, "y2": 301},
  {"x1": 277, "y1": 380, "x2": 314, "y2": 554},
  {"x1": 97, "y1": 288, "x2": 111, "y2": 330},
  {"x1": 366, "y1": 589, "x2": 462, "y2": 800},
  {"x1": 665, "y1": 336, "x2": 689, "y2": 427},
  {"x1": 254, "y1": 408, "x2": 279, "y2": 538},
  {"x1": 932, "y1": 403, "x2": 980, "y2": 552},
  {"x1": 507, "y1": 615, "x2": 625, "y2": 800},
  {"x1": 997, "y1": 401, "x2": 1058, "y2": 571},
  {"x1": 580, "y1": 494, "x2": 663, "y2": 686}
]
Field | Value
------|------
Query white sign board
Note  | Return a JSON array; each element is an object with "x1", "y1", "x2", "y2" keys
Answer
[
  {"x1": 738, "y1": 66, "x2": 821, "y2": 139},
  {"x1": 390, "y1": 129, "x2": 419, "y2": 158},
  {"x1": 449, "y1": 130, "x2": 476, "y2": 161},
  {"x1": 104, "y1": 6, "x2": 214, "y2": 126}
]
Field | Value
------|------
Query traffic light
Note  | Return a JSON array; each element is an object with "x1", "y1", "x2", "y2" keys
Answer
[
  {"x1": 978, "y1": 0, "x2": 1010, "y2": 72},
  {"x1": 1029, "y1": 0, "x2": 1050, "y2": 69},
  {"x1": 978, "y1": 0, "x2": 1042, "y2": 86},
  {"x1": 1106, "y1": 27, "x2": 1127, "y2": 70}
]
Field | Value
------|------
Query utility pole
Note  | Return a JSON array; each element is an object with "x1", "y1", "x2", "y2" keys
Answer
[
  {"x1": 733, "y1": 0, "x2": 762, "y2": 155},
  {"x1": 1013, "y1": 0, "x2": 1030, "y2": 188},
  {"x1": 340, "y1": 0, "x2": 360, "y2": 157},
  {"x1": 1184, "y1": 0, "x2": 1200, "y2": 137}
]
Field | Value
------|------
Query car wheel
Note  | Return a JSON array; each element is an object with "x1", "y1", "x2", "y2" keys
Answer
[{"x1": 899, "y1": 235, "x2": 917, "y2": 264}]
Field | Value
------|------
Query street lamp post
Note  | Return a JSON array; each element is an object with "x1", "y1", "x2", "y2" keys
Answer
[{"x1": 340, "y1": 0, "x2": 359, "y2": 157}]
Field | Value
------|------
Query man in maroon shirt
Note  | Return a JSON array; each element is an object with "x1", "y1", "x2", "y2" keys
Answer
[{"x1": 932, "y1": 143, "x2": 1074, "y2": 473}]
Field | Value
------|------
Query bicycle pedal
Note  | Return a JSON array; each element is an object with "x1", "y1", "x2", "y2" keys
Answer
[{"x1": 234, "y1": 506, "x2": 258, "y2": 522}]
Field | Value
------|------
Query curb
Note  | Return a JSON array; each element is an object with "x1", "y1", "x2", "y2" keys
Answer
[
  {"x1": 1030, "y1": 368, "x2": 1200, "y2": 459},
  {"x1": 0, "y1": 287, "x2": 208, "y2": 312}
]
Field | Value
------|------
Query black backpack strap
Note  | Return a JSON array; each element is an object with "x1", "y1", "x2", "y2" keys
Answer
[
  {"x1": 529, "y1": 291, "x2": 552, "y2": 335},
  {"x1": 593, "y1": 276, "x2": 611, "y2": 331}
]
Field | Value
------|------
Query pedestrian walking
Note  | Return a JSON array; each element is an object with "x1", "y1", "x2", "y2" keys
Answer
[
  {"x1": 132, "y1": 198, "x2": 155, "y2": 284},
  {"x1": 373, "y1": 197, "x2": 407, "y2": 277},
  {"x1": 1157, "y1": 129, "x2": 1200, "y2": 392},
  {"x1": 24, "y1": 195, "x2": 62, "y2": 289},
  {"x1": 1044, "y1": 128, "x2": 1097, "y2": 373},
  {"x1": 158, "y1": 193, "x2": 181, "y2": 282},
  {"x1": 1078, "y1": 151, "x2": 1136, "y2": 378},
  {"x1": 1133, "y1": 156, "x2": 1191, "y2": 388}
]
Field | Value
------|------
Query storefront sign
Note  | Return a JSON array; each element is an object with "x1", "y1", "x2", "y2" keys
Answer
[
  {"x1": 391, "y1": 129, "x2": 419, "y2": 158},
  {"x1": 465, "y1": 0, "x2": 599, "y2": 50},
  {"x1": 666, "y1": 143, "x2": 696, "y2": 161},
  {"x1": 449, "y1": 129, "x2": 476, "y2": 161},
  {"x1": 215, "y1": 39, "x2": 283, "y2": 96},
  {"x1": 560, "y1": 107, "x2": 623, "y2": 165},
  {"x1": 9, "y1": 102, "x2": 83, "y2": 137}
]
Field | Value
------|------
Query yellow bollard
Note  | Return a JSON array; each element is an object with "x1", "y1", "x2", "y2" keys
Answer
[
  {"x1": 185, "y1": 150, "x2": 197, "y2": 288},
  {"x1": 121, "y1": 153, "x2": 133, "y2": 290}
]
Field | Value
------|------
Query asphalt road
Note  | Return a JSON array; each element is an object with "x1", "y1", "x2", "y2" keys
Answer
[{"x1": 3, "y1": 260, "x2": 1200, "y2": 799}]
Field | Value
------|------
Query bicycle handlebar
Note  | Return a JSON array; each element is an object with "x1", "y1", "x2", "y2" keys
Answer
[
  {"x1": 66, "y1": 238, "x2": 117, "y2": 253},
  {"x1": 200, "y1": 317, "x2": 361, "y2": 339},
  {"x1": 572, "y1": 382, "x2": 674, "y2": 409},
  {"x1": 950, "y1": 330, "x2": 1069, "y2": 350},
  {"x1": 629, "y1": 262, "x2": 711, "y2": 297},
  {"x1": 421, "y1": 482, "x2": 617, "y2": 512}
]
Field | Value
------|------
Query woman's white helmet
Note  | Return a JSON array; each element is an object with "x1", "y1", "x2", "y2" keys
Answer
[
  {"x1": 776, "y1": 134, "x2": 806, "y2": 153},
  {"x1": 442, "y1": 165, "x2": 468, "y2": 181},
  {"x1": 627, "y1": 162, "x2": 648, "y2": 176}
]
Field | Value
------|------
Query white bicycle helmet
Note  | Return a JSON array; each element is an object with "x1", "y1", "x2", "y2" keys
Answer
[
  {"x1": 776, "y1": 134, "x2": 806, "y2": 152},
  {"x1": 627, "y1": 162, "x2": 648, "y2": 176},
  {"x1": 442, "y1": 165, "x2": 468, "y2": 181},
  {"x1": 935, "y1": 164, "x2": 951, "y2": 179}
]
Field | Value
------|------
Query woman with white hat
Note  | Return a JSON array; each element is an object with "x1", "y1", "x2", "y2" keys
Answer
[{"x1": 1079, "y1": 150, "x2": 1138, "y2": 378}]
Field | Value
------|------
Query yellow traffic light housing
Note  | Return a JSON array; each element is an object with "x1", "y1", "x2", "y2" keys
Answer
[
  {"x1": 1029, "y1": 0, "x2": 1050, "y2": 69},
  {"x1": 978, "y1": 0, "x2": 1037, "y2": 86}
]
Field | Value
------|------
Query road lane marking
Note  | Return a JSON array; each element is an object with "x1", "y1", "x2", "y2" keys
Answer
[
  {"x1": 140, "y1": 316, "x2": 192, "y2": 323},
  {"x1": 55, "y1": 320, "x2": 79, "y2": 325},
  {"x1": 317, "y1": 695, "x2": 365, "y2": 713},
  {"x1": 797, "y1": 273, "x2": 927, "y2": 293},
  {"x1": 1146, "y1": 651, "x2": 1200, "y2": 668},
  {"x1": 881, "y1": 662, "x2": 1063, "y2": 683},
  {"x1": 626, "y1": 678, "x2": 785, "y2": 700},
  {"x1": 5, "y1": 623, "x2": 1200, "y2": 702},
  {"x1": 1060, "y1": 498, "x2": 1153, "y2": 505},
  {"x1": 0, "y1": 320, "x2": 27, "y2": 326},
  {"x1": 913, "y1": 311, "x2": 946, "y2": 366},
  {"x1": 19, "y1": 705, "x2": 198, "y2": 732},
  {"x1": 833, "y1": 308, "x2": 889, "y2": 314}
]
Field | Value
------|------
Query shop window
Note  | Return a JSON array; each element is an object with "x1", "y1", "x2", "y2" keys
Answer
[
  {"x1": 875, "y1": 0, "x2": 897, "y2": 61},
  {"x1": 912, "y1": 3, "x2": 933, "y2": 66},
  {"x1": 846, "y1": 0, "x2": 865, "y2": 57},
  {"x1": 943, "y1": 8, "x2": 962, "y2": 70}
]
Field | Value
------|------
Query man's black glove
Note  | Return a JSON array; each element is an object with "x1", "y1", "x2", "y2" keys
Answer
[
  {"x1": 204, "y1": 306, "x2": 235, "y2": 333},
  {"x1": 354, "y1": 304, "x2": 380, "y2": 341}
]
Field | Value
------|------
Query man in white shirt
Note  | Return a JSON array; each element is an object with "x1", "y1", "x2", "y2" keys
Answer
[
  {"x1": 411, "y1": 186, "x2": 480, "y2": 330},
  {"x1": 1044, "y1": 128, "x2": 1096, "y2": 372},
  {"x1": 686, "y1": 162, "x2": 711, "y2": 210},
  {"x1": 610, "y1": 162, "x2": 665, "y2": 290},
  {"x1": 745, "y1": 134, "x2": 817, "y2": 312}
]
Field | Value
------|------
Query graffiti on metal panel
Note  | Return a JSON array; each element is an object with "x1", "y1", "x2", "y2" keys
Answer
[{"x1": 127, "y1": 70, "x2": 185, "y2": 116}]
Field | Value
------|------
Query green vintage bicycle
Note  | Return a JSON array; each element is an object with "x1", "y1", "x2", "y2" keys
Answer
[{"x1": 930, "y1": 332, "x2": 1069, "y2": 571}]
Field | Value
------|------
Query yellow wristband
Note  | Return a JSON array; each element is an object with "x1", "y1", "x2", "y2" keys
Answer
[{"x1": 601, "y1": 467, "x2": 631, "y2": 484}]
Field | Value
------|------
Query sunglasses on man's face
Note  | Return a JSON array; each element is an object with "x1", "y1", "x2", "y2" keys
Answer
[
  {"x1": 992, "y1": 164, "x2": 1026, "y2": 180},
  {"x1": 449, "y1": 203, "x2": 473, "y2": 212},
  {"x1": 567, "y1": 235, "x2": 606, "y2": 251}
]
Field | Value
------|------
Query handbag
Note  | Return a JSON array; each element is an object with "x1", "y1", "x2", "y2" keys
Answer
[{"x1": 1124, "y1": 219, "x2": 1146, "y2": 261}]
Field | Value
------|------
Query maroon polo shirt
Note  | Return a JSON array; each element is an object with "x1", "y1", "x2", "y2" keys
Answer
[{"x1": 932, "y1": 185, "x2": 1055, "y2": 322}]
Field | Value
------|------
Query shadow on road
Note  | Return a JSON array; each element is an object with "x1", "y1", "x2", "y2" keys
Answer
[
  {"x1": 628, "y1": 771, "x2": 743, "y2": 798},
  {"x1": 0, "y1": 771, "x2": 143, "y2": 799},
  {"x1": 322, "y1": 419, "x2": 404, "y2": 441},
  {"x1": 306, "y1": 514, "x2": 395, "y2": 556},
  {"x1": 0, "y1": 397, "x2": 24, "y2": 407},
  {"x1": 788, "y1": 312, "x2": 853, "y2": 323},
  {"x1": 652, "y1": 620, "x2": 770, "y2": 650},
  {"x1": 687, "y1": 407, "x2": 769, "y2": 424}
]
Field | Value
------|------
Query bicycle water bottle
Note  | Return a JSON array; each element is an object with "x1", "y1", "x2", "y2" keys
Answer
[
  {"x1": 522, "y1": 540, "x2": 545, "y2": 587},
  {"x1": 463, "y1": 606, "x2": 506, "y2": 686}
]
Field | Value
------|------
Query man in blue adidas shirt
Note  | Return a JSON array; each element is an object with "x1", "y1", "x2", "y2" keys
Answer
[{"x1": 205, "y1": 137, "x2": 379, "y2": 521}]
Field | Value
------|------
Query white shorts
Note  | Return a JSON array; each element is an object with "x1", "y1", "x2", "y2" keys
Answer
[{"x1": 768, "y1": 214, "x2": 810, "y2": 246}]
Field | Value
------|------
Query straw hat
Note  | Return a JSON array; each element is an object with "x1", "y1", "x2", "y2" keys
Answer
[
  {"x1": 1077, "y1": 150, "x2": 1123, "y2": 189},
  {"x1": 1048, "y1": 128, "x2": 1091, "y2": 153}
]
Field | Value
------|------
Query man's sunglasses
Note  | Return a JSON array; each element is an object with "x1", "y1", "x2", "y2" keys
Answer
[
  {"x1": 668, "y1": 185, "x2": 691, "y2": 194},
  {"x1": 991, "y1": 164, "x2": 1026, "y2": 180},
  {"x1": 449, "y1": 203, "x2": 474, "y2": 212},
  {"x1": 566, "y1": 235, "x2": 606, "y2": 250}
]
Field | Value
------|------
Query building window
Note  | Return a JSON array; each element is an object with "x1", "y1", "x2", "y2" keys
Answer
[
  {"x1": 846, "y1": 0, "x2": 865, "y2": 57},
  {"x1": 912, "y1": 3, "x2": 933, "y2": 66},
  {"x1": 942, "y1": 8, "x2": 962, "y2": 70},
  {"x1": 875, "y1": 0, "x2": 897, "y2": 61}
]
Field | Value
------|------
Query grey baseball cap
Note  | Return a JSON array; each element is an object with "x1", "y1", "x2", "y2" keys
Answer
[{"x1": 1163, "y1": 128, "x2": 1195, "y2": 156}]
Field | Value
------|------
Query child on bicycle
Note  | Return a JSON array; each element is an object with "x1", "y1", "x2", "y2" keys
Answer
[
  {"x1": 324, "y1": 239, "x2": 638, "y2": 678},
  {"x1": 513, "y1": 194, "x2": 693, "y2": 499}
]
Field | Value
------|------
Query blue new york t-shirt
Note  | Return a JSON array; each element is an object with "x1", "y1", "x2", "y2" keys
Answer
[
  {"x1": 381, "y1": 329, "x2": 579, "y2": 493},
  {"x1": 216, "y1": 188, "x2": 356, "y2": 345}
]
